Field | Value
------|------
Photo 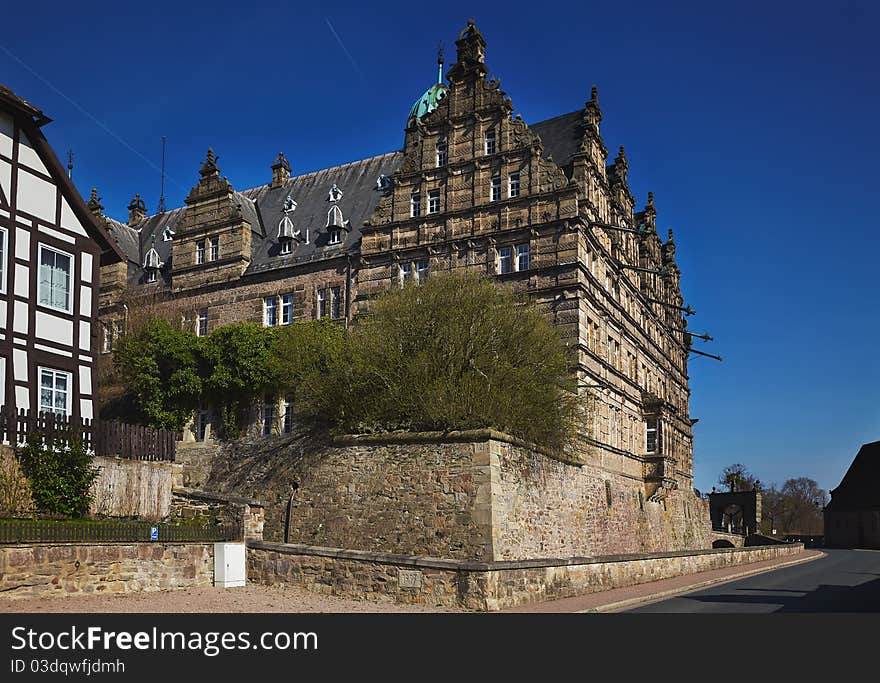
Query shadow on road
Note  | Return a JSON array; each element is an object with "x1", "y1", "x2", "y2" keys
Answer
[{"x1": 684, "y1": 575, "x2": 880, "y2": 612}]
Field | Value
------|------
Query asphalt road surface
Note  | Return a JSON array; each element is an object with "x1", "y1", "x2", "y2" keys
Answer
[{"x1": 627, "y1": 549, "x2": 880, "y2": 613}]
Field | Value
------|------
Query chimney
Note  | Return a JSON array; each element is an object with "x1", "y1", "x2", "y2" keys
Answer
[
  {"x1": 271, "y1": 152, "x2": 291, "y2": 189},
  {"x1": 127, "y1": 194, "x2": 146, "y2": 227}
]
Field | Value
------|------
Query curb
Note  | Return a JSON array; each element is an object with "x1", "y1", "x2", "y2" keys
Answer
[{"x1": 577, "y1": 551, "x2": 826, "y2": 613}]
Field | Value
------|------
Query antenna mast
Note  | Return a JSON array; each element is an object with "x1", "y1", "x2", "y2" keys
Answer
[{"x1": 157, "y1": 136, "x2": 167, "y2": 213}]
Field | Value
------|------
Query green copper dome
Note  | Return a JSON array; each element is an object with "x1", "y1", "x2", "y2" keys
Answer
[{"x1": 407, "y1": 82, "x2": 448, "y2": 127}]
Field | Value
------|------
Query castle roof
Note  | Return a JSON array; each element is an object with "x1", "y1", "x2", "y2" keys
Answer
[{"x1": 103, "y1": 109, "x2": 586, "y2": 282}]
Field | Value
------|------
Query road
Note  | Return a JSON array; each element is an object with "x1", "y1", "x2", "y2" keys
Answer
[{"x1": 626, "y1": 549, "x2": 880, "y2": 613}]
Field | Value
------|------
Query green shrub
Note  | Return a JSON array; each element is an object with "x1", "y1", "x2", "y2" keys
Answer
[
  {"x1": 270, "y1": 319, "x2": 348, "y2": 420},
  {"x1": 15, "y1": 434, "x2": 99, "y2": 517},
  {"x1": 318, "y1": 272, "x2": 579, "y2": 451},
  {"x1": 201, "y1": 322, "x2": 277, "y2": 438},
  {"x1": 113, "y1": 318, "x2": 202, "y2": 430}
]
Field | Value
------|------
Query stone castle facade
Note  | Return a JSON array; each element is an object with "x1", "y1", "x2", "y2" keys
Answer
[{"x1": 95, "y1": 22, "x2": 697, "y2": 509}]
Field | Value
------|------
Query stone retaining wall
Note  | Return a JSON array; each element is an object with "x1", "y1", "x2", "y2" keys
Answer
[
  {"x1": 0, "y1": 543, "x2": 214, "y2": 599},
  {"x1": 170, "y1": 488, "x2": 265, "y2": 541},
  {"x1": 247, "y1": 541, "x2": 805, "y2": 611},
  {"x1": 90, "y1": 456, "x2": 173, "y2": 520}
]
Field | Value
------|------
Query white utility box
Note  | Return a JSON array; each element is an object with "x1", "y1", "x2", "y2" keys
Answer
[{"x1": 214, "y1": 543, "x2": 246, "y2": 588}]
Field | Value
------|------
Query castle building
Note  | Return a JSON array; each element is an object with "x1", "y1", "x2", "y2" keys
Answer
[{"x1": 96, "y1": 21, "x2": 696, "y2": 504}]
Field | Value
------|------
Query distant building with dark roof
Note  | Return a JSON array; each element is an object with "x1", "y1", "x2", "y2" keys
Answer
[
  {"x1": 95, "y1": 21, "x2": 699, "y2": 518},
  {"x1": 824, "y1": 441, "x2": 880, "y2": 548}
]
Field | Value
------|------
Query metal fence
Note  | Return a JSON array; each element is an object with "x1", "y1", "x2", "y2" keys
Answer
[
  {"x1": 0, "y1": 407, "x2": 177, "y2": 462},
  {"x1": 0, "y1": 518, "x2": 241, "y2": 544}
]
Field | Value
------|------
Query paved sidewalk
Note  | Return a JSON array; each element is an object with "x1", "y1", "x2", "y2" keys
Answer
[{"x1": 502, "y1": 549, "x2": 825, "y2": 613}]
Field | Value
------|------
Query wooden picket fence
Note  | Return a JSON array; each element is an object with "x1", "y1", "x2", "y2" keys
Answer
[{"x1": 0, "y1": 407, "x2": 176, "y2": 462}]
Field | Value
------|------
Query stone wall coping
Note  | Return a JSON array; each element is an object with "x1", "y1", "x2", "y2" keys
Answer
[
  {"x1": 172, "y1": 487, "x2": 264, "y2": 508},
  {"x1": 247, "y1": 541, "x2": 804, "y2": 573},
  {"x1": 331, "y1": 429, "x2": 583, "y2": 466}
]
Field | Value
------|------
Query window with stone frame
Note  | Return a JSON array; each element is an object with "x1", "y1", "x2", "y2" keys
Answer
[
  {"x1": 485, "y1": 129, "x2": 496, "y2": 155},
  {"x1": 515, "y1": 242, "x2": 530, "y2": 271},
  {"x1": 196, "y1": 309, "x2": 208, "y2": 337},
  {"x1": 497, "y1": 245, "x2": 513, "y2": 274},
  {"x1": 281, "y1": 293, "x2": 294, "y2": 325},
  {"x1": 316, "y1": 288, "x2": 326, "y2": 318},
  {"x1": 415, "y1": 260, "x2": 429, "y2": 284},
  {"x1": 410, "y1": 191, "x2": 421, "y2": 218},
  {"x1": 428, "y1": 189, "x2": 441, "y2": 214},
  {"x1": 282, "y1": 397, "x2": 294, "y2": 434},
  {"x1": 330, "y1": 286, "x2": 342, "y2": 319},
  {"x1": 262, "y1": 400, "x2": 275, "y2": 437},
  {"x1": 490, "y1": 174, "x2": 501, "y2": 202},
  {"x1": 436, "y1": 136, "x2": 448, "y2": 167},
  {"x1": 509, "y1": 172, "x2": 520, "y2": 198},
  {"x1": 209, "y1": 236, "x2": 219, "y2": 261},
  {"x1": 399, "y1": 262, "x2": 413, "y2": 286},
  {"x1": 264, "y1": 296, "x2": 278, "y2": 327},
  {"x1": 196, "y1": 240, "x2": 206, "y2": 265},
  {"x1": 645, "y1": 418, "x2": 659, "y2": 454}
]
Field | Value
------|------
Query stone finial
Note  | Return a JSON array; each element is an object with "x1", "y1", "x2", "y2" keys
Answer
[
  {"x1": 591, "y1": 85, "x2": 599, "y2": 105},
  {"x1": 449, "y1": 19, "x2": 487, "y2": 81},
  {"x1": 127, "y1": 193, "x2": 146, "y2": 226},
  {"x1": 271, "y1": 151, "x2": 291, "y2": 189},
  {"x1": 86, "y1": 188, "x2": 104, "y2": 216},
  {"x1": 199, "y1": 148, "x2": 220, "y2": 178}
]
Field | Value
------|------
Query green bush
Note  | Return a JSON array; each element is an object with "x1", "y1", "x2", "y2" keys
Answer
[
  {"x1": 15, "y1": 434, "x2": 99, "y2": 517},
  {"x1": 270, "y1": 319, "x2": 348, "y2": 419},
  {"x1": 201, "y1": 322, "x2": 278, "y2": 438},
  {"x1": 313, "y1": 272, "x2": 579, "y2": 451},
  {"x1": 113, "y1": 319, "x2": 203, "y2": 430}
]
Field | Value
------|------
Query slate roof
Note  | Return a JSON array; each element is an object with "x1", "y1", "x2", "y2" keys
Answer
[
  {"x1": 530, "y1": 110, "x2": 584, "y2": 175},
  {"x1": 241, "y1": 151, "x2": 402, "y2": 275},
  {"x1": 827, "y1": 441, "x2": 880, "y2": 510},
  {"x1": 105, "y1": 110, "x2": 586, "y2": 283}
]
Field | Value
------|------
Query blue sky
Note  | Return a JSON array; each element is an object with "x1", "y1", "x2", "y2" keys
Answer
[{"x1": 3, "y1": 1, "x2": 877, "y2": 495}]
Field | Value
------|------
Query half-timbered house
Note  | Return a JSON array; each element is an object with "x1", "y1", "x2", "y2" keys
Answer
[{"x1": 0, "y1": 83, "x2": 123, "y2": 423}]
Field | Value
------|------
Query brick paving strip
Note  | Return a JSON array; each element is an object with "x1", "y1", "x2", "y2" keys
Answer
[{"x1": 501, "y1": 549, "x2": 825, "y2": 613}]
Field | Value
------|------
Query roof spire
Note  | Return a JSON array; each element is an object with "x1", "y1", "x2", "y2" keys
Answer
[
  {"x1": 437, "y1": 42, "x2": 444, "y2": 84},
  {"x1": 199, "y1": 148, "x2": 220, "y2": 178}
]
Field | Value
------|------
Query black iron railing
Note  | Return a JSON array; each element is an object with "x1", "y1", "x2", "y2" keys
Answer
[{"x1": 0, "y1": 518, "x2": 241, "y2": 544}]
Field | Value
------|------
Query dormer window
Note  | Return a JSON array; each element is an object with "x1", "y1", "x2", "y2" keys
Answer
[
  {"x1": 280, "y1": 240, "x2": 292, "y2": 255},
  {"x1": 143, "y1": 246, "x2": 162, "y2": 283},
  {"x1": 327, "y1": 205, "x2": 344, "y2": 228},
  {"x1": 278, "y1": 213, "x2": 296, "y2": 255},
  {"x1": 376, "y1": 174, "x2": 392, "y2": 192},
  {"x1": 328, "y1": 229, "x2": 341, "y2": 245},
  {"x1": 436, "y1": 136, "x2": 448, "y2": 167},
  {"x1": 162, "y1": 226, "x2": 175, "y2": 242},
  {"x1": 485, "y1": 129, "x2": 496, "y2": 155},
  {"x1": 328, "y1": 184, "x2": 344, "y2": 202}
]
